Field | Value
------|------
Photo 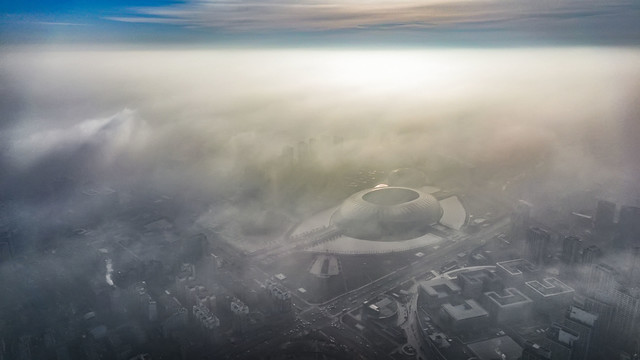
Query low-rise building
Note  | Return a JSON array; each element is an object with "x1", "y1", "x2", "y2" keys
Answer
[
  {"x1": 496, "y1": 259, "x2": 538, "y2": 287},
  {"x1": 524, "y1": 278, "x2": 574, "y2": 315},
  {"x1": 483, "y1": 287, "x2": 533, "y2": 324},
  {"x1": 440, "y1": 299, "x2": 489, "y2": 332},
  {"x1": 457, "y1": 269, "x2": 500, "y2": 299},
  {"x1": 419, "y1": 278, "x2": 461, "y2": 309}
]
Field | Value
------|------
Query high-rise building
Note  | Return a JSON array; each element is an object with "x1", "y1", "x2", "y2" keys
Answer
[
  {"x1": 586, "y1": 263, "x2": 617, "y2": 295},
  {"x1": 609, "y1": 286, "x2": 640, "y2": 339},
  {"x1": 130, "y1": 281, "x2": 157, "y2": 322},
  {"x1": 192, "y1": 305, "x2": 220, "y2": 344},
  {"x1": 584, "y1": 263, "x2": 640, "y2": 351},
  {"x1": 541, "y1": 323, "x2": 579, "y2": 360},
  {"x1": 618, "y1": 206, "x2": 640, "y2": 242},
  {"x1": 583, "y1": 296, "x2": 615, "y2": 337},
  {"x1": 202, "y1": 253, "x2": 220, "y2": 286},
  {"x1": 230, "y1": 298, "x2": 250, "y2": 334},
  {"x1": 185, "y1": 284, "x2": 199, "y2": 308},
  {"x1": 563, "y1": 305, "x2": 598, "y2": 360},
  {"x1": 159, "y1": 294, "x2": 188, "y2": 338},
  {"x1": 148, "y1": 299, "x2": 158, "y2": 322},
  {"x1": 581, "y1": 246, "x2": 602, "y2": 265},
  {"x1": 628, "y1": 247, "x2": 640, "y2": 285},
  {"x1": 525, "y1": 227, "x2": 551, "y2": 265},
  {"x1": 594, "y1": 200, "x2": 616, "y2": 232},
  {"x1": 185, "y1": 285, "x2": 216, "y2": 312},
  {"x1": 264, "y1": 280, "x2": 292, "y2": 314},
  {"x1": 175, "y1": 263, "x2": 196, "y2": 301},
  {"x1": 510, "y1": 200, "x2": 532, "y2": 242},
  {"x1": 196, "y1": 286, "x2": 216, "y2": 313},
  {"x1": 562, "y1": 236, "x2": 583, "y2": 264}
]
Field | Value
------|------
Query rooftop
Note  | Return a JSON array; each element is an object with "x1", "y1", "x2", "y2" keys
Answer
[
  {"x1": 442, "y1": 300, "x2": 489, "y2": 321},
  {"x1": 566, "y1": 306, "x2": 598, "y2": 327},
  {"x1": 525, "y1": 278, "x2": 574, "y2": 297},
  {"x1": 265, "y1": 280, "x2": 291, "y2": 300},
  {"x1": 594, "y1": 263, "x2": 617, "y2": 274},
  {"x1": 230, "y1": 298, "x2": 249, "y2": 314},
  {"x1": 421, "y1": 278, "x2": 461, "y2": 299},
  {"x1": 309, "y1": 255, "x2": 340, "y2": 278},
  {"x1": 365, "y1": 294, "x2": 398, "y2": 318},
  {"x1": 485, "y1": 288, "x2": 533, "y2": 307},
  {"x1": 331, "y1": 186, "x2": 443, "y2": 240},
  {"x1": 459, "y1": 268, "x2": 497, "y2": 284},
  {"x1": 496, "y1": 259, "x2": 537, "y2": 277},
  {"x1": 362, "y1": 187, "x2": 420, "y2": 205},
  {"x1": 193, "y1": 305, "x2": 220, "y2": 329},
  {"x1": 467, "y1": 335, "x2": 523, "y2": 360}
]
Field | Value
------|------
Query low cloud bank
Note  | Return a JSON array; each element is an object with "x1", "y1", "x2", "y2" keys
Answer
[{"x1": 0, "y1": 47, "x2": 639, "y2": 239}]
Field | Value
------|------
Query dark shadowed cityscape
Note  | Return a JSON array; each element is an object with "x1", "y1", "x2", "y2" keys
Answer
[{"x1": 1, "y1": 1, "x2": 640, "y2": 359}]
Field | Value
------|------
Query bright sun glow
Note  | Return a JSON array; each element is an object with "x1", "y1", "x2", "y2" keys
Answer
[{"x1": 308, "y1": 50, "x2": 460, "y2": 91}]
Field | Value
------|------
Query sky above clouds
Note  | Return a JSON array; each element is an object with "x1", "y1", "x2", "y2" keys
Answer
[{"x1": 1, "y1": 0, "x2": 639, "y2": 45}]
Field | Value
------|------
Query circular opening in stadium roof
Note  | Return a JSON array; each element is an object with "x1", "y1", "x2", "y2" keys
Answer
[
  {"x1": 331, "y1": 186, "x2": 443, "y2": 241},
  {"x1": 362, "y1": 187, "x2": 420, "y2": 206}
]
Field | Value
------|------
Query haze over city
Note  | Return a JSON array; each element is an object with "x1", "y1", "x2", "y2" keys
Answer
[{"x1": 1, "y1": 0, "x2": 639, "y2": 359}]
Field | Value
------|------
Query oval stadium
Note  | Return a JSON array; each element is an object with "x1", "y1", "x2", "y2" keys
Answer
[{"x1": 330, "y1": 186, "x2": 443, "y2": 241}]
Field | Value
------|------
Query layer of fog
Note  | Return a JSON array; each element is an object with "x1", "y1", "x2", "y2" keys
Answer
[{"x1": 1, "y1": 47, "x2": 639, "y2": 253}]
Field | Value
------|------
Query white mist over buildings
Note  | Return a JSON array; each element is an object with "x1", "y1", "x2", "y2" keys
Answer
[{"x1": 1, "y1": 47, "x2": 639, "y2": 203}]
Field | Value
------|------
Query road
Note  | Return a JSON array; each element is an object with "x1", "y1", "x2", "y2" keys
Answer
[
  {"x1": 318, "y1": 216, "x2": 510, "y2": 317},
  {"x1": 226, "y1": 216, "x2": 510, "y2": 359}
]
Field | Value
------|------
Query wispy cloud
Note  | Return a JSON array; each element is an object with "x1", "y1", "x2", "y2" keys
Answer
[
  {"x1": 32, "y1": 21, "x2": 88, "y2": 26},
  {"x1": 8, "y1": 109, "x2": 146, "y2": 168},
  {"x1": 104, "y1": 0, "x2": 640, "y2": 38}
]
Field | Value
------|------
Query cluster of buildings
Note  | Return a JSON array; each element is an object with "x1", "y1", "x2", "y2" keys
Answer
[
  {"x1": 593, "y1": 200, "x2": 640, "y2": 239},
  {"x1": 518, "y1": 198, "x2": 640, "y2": 357},
  {"x1": 580, "y1": 262, "x2": 640, "y2": 354},
  {"x1": 519, "y1": 256, "x2": 640, "y2": 360},
  {"x1": 415, "y1": 258, "x2": 616, "y2": 360},
  {"x1": 521, "y1": 304, "x2": 598, "y2": 360},
  {"x1": 171, "y1": 258, "x2": 293, "y2": 339},
  {"x1": 511, "y1": 198, "x2": 640, "y2": 268},
  {"x1": 74, "y1": 243, "x2": 295, "y2": 360},
  {"x1": 413, "y1": 192, "x2": 640, "y2": 360},
  {"x1": 4, "y1": 152, "x2": 640, "y2": 360}
]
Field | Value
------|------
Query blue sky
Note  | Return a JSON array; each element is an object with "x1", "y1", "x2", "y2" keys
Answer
[
  {"x1": 1, "y1": 0, "x2": 639, "y2": 46},
  {"x1": 0, "y1": 0, "x2": 179, "y2": 14}
]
